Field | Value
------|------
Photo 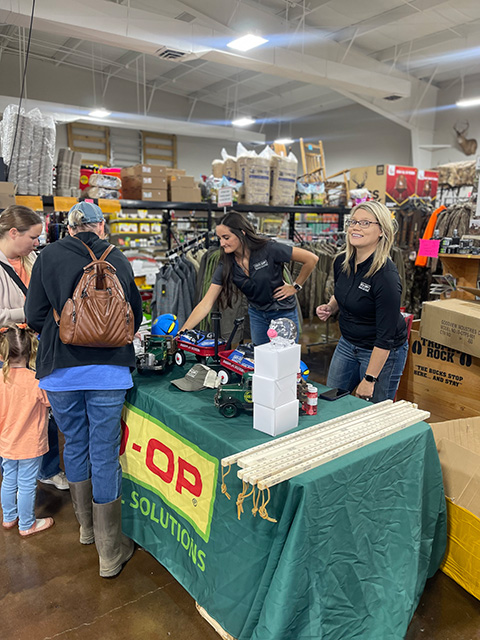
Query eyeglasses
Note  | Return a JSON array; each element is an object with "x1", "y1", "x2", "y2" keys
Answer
[{"x1": 345, "y1": 219, "x2": 381, "y2": 229}]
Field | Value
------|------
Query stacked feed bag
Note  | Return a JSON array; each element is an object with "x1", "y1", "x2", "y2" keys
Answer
[{"x1": 56, "y1": 149, "x2": 83, "y2": 197}]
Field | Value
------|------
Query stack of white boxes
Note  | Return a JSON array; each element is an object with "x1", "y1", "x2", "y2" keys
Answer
[{"x1": 252, "y1": 342, "x2": 301, "y2": 436}]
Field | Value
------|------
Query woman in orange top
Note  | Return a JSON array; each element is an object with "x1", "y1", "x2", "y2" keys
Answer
[{"x1": 0, "y1": 324, "x2": 53, "y2": 536}]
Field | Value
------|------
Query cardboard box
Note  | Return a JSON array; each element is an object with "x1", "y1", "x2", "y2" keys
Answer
[
  {"x1": 429, "y1": 417, "x2": 480, "y2": 599},
  {"x1": 420, "y1": 295, "x2": 480, "y2": 359},
  {"x1": 416, "y1": 170, "x2": 439, "y2": 203},
  {"x1": 0, "y1": 181, "x2": 15, "y2": 209},
  {"x1": 254, "y1": 343, "x2": 301, "y2": 379},
  {"x1": 141, "y1": 189, "x2": 167, "y2": 201},
  {"x1": 253, "y1": 399, "x2": 299, "y2": 436},
  {"x1": 169, "y1": 186, "x2": 202, "y2": 202},
  {"x1": 166, "y1": 168, "x2": 186, "y2": 178},
  {"x1": 0, "y1": 182, "x2": 16, "y2": 195},
  {"x1": 396, "y1": 320, "x2": 480, "y2": 422},
  {"x1": 252, "y1": 372, "x2": 297, "y2": 408},
  {"x1": 349, "y1": 164, "x2": 417, "y2": 207},
  {"x1": 139, "y1": 223, "x2": 150, "y2": 233},
  {"x1": 167, "y1": 175, "x2": 196, "y2": 188},
  {"x1": 121, "y1": 164, "x2": 166, "y2": 178},
  {"x1": 111, "y1": 222, "x2": 139, "y2": 234}
]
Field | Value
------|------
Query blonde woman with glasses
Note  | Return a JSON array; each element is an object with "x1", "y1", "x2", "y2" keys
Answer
[{"x1": 316, "y1": 201, "x2": 408, "y2": 403}]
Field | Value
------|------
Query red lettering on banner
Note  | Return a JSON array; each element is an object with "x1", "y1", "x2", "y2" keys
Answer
[
  {"x1": 146, "y1": 439, "x2": 175, "y2": 483},
  {"x1": 120, "y1": 419, "x2": 129, "y2": 456},
  {"x1": 176, "y1": 458, "x2": 203, "y2": 497}
]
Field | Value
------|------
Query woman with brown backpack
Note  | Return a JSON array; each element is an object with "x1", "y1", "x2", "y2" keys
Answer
[{"x1": 25, "y1": 201, "x2": 143, "y2": 577}]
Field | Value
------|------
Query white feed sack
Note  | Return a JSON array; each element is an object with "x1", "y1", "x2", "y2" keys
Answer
[{"x1": 270, "y1": 152, "x2": 298, "y2": 206}]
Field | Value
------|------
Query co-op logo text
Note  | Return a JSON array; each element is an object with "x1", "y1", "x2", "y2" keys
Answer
[{"x1": 120, "y1": 404, "x2": 218, "y2": 542}]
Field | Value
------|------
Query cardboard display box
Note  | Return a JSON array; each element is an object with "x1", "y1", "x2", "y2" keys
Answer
[
  {"x1": 349, "y1": 164, "x2": 417, "y2": 207},
  {"x1": 416, "y1": 169, "x2": 439, "y2": 203},
  {"x1": 167, "y1": 175, "x2": 196, "y2": 188},
  {"x1": 396, "y1": 320, "x2": 480, "y2": 422},
  {"x1": 166, "y1": 168, "x2": 186, "y2": 178},
  {"x1": 169, "y1": 186, "x2": 201, "y2": 202},
  {"x1": 420, "y1": 294, "x2": 480, "y2": 359},
  {"x1": 121, "y1": 164, "x2": 166, "y2": 178},
  {"x1": 141, "y1": 189, "x2": 168, "y2": 201},
  {"x1": 429, "y1": 417, "x2": 480, "y2": 600},
  {"x1": 0, "y1": 181, "x2": 16, "y2": 209}
]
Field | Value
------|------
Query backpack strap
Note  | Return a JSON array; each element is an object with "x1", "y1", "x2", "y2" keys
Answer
[
  {"x1": 53, "y1": 239, "x2": 116, "y2": 324},
  {"x1": 0, "y1": 261, "x2": 28, "y2": 296},
  {"x1": 74, "y1": 237, "x2": 115, "y2": 263}
]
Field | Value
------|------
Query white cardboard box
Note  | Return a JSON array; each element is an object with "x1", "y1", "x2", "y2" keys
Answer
[
  {"x1": 253, "y1": 400, "x2": 299, "y2": 436},
  {"x1": 252, "y1": 373, "x2": 297, "y2": 408},
  {"x1": 254, "y1": 343, "x2": 301, "y2": 379}
]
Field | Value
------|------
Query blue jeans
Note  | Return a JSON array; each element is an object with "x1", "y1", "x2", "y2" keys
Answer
[
  {"x1": 248, "y1": 306, "x2": 300, "y2": 346},
  {"x1": 1, "y1": 456, "x2": 42, "y2": 530},
  {"x1": 47, "y1": 389, "x2": 127, "y2": 504},
  {"x1": 327, "y1": 336, "x2": 409, "y2": 403},
  {"x1": 38, "y1": 413, "x2": 61, "y2": 480}
]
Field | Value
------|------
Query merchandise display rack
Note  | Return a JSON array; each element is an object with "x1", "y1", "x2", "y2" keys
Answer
[{"x1": 19, "y1": 195, "x2": 349, "y2": 250}]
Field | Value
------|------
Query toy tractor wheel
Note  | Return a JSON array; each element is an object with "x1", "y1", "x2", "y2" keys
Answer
[
  {"x1": 195, "y1": 355, "x2": 207, "y2": 364},
  {"x1": 220, "y1": 402, "x2": 238, "y2": 418},
  {"x1": 217, "y1": 369, "x2": 231, "y2": 385},
  {"x1": 175, "y1": 351, "x2": 186, "y2": 366}
]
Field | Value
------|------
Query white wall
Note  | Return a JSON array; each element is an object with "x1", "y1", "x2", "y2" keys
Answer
[{"x1": 431, "y1": 74, "x2": 480, "y2": 167}]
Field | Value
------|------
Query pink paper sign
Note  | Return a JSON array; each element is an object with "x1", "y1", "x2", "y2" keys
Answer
[{"x1": 418, "y1": 238, "x2": 441, "y2": 258}]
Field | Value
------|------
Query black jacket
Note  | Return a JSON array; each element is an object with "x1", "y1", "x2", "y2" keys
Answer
[{"x1": 25, "y1": 232, "x2": 143, "y2": 378}]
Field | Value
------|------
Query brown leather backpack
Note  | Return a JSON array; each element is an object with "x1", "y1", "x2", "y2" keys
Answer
[{"x1": 53, "y1": 239, "x2": 135, "y2": 348}]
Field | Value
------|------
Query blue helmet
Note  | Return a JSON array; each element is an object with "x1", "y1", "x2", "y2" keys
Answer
[
  {"x1": 300, "y1": 360, "x2": 310, "y2": 380},
  {"x1": 152, "y1": 313, "x2": 178, "y2": 336}
]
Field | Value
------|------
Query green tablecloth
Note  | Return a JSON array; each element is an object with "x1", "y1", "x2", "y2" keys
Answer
[{"x1": 121, "y1": 364, "x2": 446, "y2": 640}]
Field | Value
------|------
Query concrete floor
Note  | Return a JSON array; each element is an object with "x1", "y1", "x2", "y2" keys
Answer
[{"x1": 1, "y1": 320, "x2": 479, "y2": 640}]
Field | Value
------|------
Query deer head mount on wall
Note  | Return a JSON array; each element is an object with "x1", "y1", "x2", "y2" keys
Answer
[{"x1": 453, "y1": 121, "x2": 478, "y2": 156}]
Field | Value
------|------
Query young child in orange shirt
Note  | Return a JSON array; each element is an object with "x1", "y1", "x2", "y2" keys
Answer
[{"x1": 0, "y1": 323, "x2": 54, "y2": 536}]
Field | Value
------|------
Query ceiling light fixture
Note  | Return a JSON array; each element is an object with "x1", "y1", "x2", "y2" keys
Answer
[
  {"x1": 232, "y1": 117, "x2": 256, "y2": 127},
  {"x1": 274, "y1": 137, "x2": 294, "y2": 145},
  {"x1": 88, "y1": 108, "x2": 112, "y2": 118},
  {"x1": 456, "y1": 97, "x2": 480, "y2": 108},
  {"x1": 227, "y1": 34, "x2": 268, "y2": 52}
]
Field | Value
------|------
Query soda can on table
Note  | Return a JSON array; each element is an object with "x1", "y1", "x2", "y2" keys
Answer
[{"x1": 303, "y1": 384, "x2": 318, "y2": 415}]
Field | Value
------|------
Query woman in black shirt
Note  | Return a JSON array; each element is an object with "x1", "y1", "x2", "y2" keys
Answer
[
  {"x1": 180, "y1": 212, "x2": 318, "y2": 345},
  {"x1": 316, "y1": 202, "x2": 408, "y2": 402}
]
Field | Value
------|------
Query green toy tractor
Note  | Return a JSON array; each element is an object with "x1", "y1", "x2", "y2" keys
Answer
[{"x1": 214, "y1": 372, "x2": 253, "y2": 418}]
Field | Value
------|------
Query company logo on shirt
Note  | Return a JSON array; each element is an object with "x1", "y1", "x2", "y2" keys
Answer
[
  {"x1": 252, "y1": 259, "x2": 269, "y2": 271},
  {"x1": 358, "y1": 282, "x2": 371, "y2": 292},
  {"x1": 120, "y1": 404, "x2": 218, "y2": 542}
]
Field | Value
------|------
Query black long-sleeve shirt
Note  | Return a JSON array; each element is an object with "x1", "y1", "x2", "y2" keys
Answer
[{"x1": 334, "y1": 254, "x2": 407, "y2": 350}]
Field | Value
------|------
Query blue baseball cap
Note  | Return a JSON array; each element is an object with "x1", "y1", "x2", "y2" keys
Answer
[{"x1": 68, "y1": 201, "x2": 105, "y2": 225}]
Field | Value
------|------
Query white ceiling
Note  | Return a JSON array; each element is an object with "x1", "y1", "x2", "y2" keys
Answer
[{"x1": 0, "y1": 0, "x2": 479, "y2": 138}]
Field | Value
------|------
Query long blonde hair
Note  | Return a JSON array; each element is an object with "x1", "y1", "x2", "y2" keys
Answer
[
  {"x1": 0, "y1": 323, "x2": 38, "y2": 382},
  {"x1": 342, "y1": 201, "x2": 396, "y2": 277},
  {"x1": 0, "y1": 205, "x2": 43, "y2": 276}
]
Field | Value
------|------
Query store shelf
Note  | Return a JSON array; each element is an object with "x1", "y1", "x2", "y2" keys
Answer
[{"x1": 439, "y1": 254, "x2": 480, "y2": 300}]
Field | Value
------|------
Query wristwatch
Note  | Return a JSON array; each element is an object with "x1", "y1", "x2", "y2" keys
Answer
[
  {"x1": 293, "y1": 282, "x2": 302, "y2": 291},
  {"x1": 364, "y1": 374, "x2": 378, "y2": 383}
]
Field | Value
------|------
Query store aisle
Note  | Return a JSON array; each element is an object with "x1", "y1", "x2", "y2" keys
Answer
[{"x1": 0, "y1": 321, "x2": 478, "y2": 640}]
